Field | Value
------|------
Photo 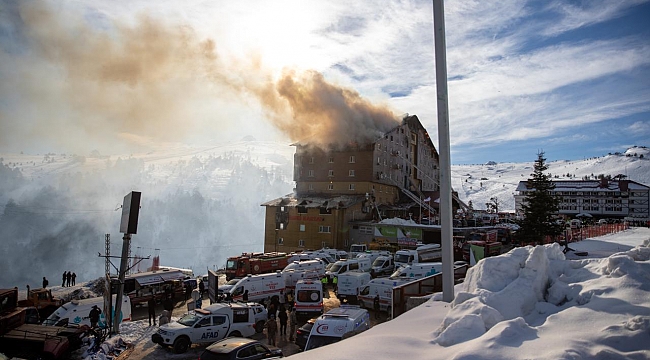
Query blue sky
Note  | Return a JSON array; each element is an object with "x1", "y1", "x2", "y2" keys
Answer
[{"x1": 0, "y1": 0, "x2": 648, "y2": 164}]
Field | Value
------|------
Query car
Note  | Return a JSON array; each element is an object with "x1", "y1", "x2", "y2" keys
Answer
[
  {"x1": 294, "y1": 317, "x2": 317, "y2": 351},
  {"x1": 198, "y1": 338, "x2": 282, "y2": 360},
  {"x1": 244, "y1": 302, "x2": 268, "y2": 333}
]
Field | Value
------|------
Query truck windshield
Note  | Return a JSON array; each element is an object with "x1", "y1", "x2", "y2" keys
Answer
[
  {"x1": 177, "y1": 313, "x2": 201, "y2": 326},
  {"x1": 394, "y1": 254, "x2": 410, "y2": 264},
  {"x1": 305, "y1": 335, "x2": 341, "y2": 351},
  {"x1": 372, "y1": 259, "x2": 385, "y2": 267},
  {"x1": 226, "y1": 260, "x2": 237, "y2": 270},
  {"x1": 329, "y1": 264, "x2": 343, "y2": 273}
]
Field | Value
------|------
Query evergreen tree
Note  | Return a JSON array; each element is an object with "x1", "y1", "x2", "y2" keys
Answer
[{"x1": 517, "y1": 152, "x2": 562, "y2": 244}]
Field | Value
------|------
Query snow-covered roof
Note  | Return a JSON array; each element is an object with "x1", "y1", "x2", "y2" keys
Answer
[
  {"x1": 516, "y1": 180, "x2": 649, "y2": 192},
  {"x1": 261, "y1": 193, "x2": 367, "y2": 209}
]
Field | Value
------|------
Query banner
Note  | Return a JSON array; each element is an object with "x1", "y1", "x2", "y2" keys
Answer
[{"x1": 374, "y1": 225, "x2": 422, "y2": 242}]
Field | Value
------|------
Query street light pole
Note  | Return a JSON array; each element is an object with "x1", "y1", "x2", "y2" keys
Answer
[{"x1": 432, "y1": 0, "x2": 455, "y2": 302}]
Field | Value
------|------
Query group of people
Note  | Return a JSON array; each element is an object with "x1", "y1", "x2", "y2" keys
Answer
[
  {"x1": 264, "y1": 299, "x2": 298, "y2": 346},
  {"x1": 321, "y1": 275, "x2": 338, "y2": 292},
  {"x1": 61, "y1": 271, "x2": 76, "y2": 287}
]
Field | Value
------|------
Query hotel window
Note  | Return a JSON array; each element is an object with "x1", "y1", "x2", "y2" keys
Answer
[
  {"x1": 349, "y1": 170, "x2": 355, "y2": 177},
  {"x1": 319, "y1": 226, "x2": 331, "y2": 233},
  {"x1": 297, "y1": 206, "x2": 307, "y2": 214},
  {"x1": 328, "y1": 184, "x2": 334, "y2": 191},
  {"x1": 328, "y1": 157, "x2": 334, "y2": 163},
  {"x1": 328, "y1": 170, "x2": 334, "y2": 177},
  {"x1": 349, "y1": 155, "x2": 355, "y2": 163},
  {"x1": 278, "y1": 238, "x2": 284, "y2": 245},
  {"x1": 309, "y1": 157, "x2": 314, "y2": 164},
  {"x1": 299, "y1": 239, "x2": 305, "y2": 247},
  {"x1": 308, "y1": 170, "x2": 314, "y2": 177},
  {"x1": 308, "y1": 184, "x2": 314, "y2": 191},
  {"x1": 349, "y1": 184, "x2": 355, "y2": 190},
  {"x1": 300, "y1": 224, "x2": 306, "y2": 232}
]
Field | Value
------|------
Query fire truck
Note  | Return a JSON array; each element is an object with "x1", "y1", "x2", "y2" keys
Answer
[{"x1": 225, "y1": 252, "x2": 290, "y2": 280}]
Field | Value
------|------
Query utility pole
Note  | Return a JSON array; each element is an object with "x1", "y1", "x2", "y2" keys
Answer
[{"x1": 433, "y1": 0, "x2": 454, "y2": 302}]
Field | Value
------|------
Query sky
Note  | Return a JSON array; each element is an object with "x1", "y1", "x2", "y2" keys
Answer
[
  {"x1": 1, "y1": 0, "x2": 649, "y2": 164},
  {"x1": 34, "y1": 226, "x2": 650, "y2": 360}
]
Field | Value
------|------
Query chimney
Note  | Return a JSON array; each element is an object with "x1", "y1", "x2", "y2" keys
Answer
[
  {"x1": 619, "y1": 180, "x2": 629, "y2": 192},
  {"x1": 600, "y1": 177, "x2": 608, "y2": 188}
]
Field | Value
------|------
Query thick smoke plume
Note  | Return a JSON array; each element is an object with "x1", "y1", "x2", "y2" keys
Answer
[{"x1": 0, "y1": 2, "x2": 400, "y2": 154}]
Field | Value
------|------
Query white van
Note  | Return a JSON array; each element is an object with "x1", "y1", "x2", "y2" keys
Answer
[
  {"x1": 229, "y1": 272, "x2": 285, "y2": 303},
  {"x1": 371, "y1": 255, "x2": 395, "y2": 277},
  {"x1": 152, "y1": 302, "x2": 257, "y2": 353},
  {"x1": 358, "y1": 278, "x2": 408, "y2": 312},
  {"x1": 294, "y1": 280, "x2": 324, "y2": 317},
  {"x1": 336, "y1": 271, "x2": 371, "y2": 304},
  {"x1": 325, "y1": 258, "x2": 372, "y2": 280},
  {"x1": 389, "y1": 262, "x2": 443, "y2": 281},
  {"x1": 356, "y1": 250, "x2": 392, "y2": 264},
  {"x1": 283, "y1": 259, "x2": 326, "y2": 277},
  {"x1": 304, "y1": 305, "x2": 370, "y2": 351},
  {"x1": 282, "y1": 269, "x2": 322, "y2": 290},
  {"x1": 44, "y1": 295, "x2": 132, "y2": 328}
]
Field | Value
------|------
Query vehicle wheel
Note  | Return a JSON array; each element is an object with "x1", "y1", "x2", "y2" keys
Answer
[
  {"x1": 172, "y1": 337, "x2": 190, "y2": 354},
  {"x1": 255, "y1": 320, "x2": 265, "y2": 333},
  {"x1": 229, "y1": 331, "x2": 242, "y2": 337}
]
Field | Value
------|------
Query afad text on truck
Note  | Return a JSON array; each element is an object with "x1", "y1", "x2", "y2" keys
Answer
[{"x1": 225, "y1": 252, "x2": 290, "y2": 280}]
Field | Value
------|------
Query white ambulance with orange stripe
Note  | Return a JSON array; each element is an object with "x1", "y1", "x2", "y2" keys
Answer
[
  {"x1": 293, "y1": 279, "x2": 323, "y2": 317},
  {"x1": 228, "y1": 272, "x2": 285, "y2": 303}
]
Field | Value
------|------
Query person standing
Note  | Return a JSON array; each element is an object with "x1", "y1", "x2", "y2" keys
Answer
[
  {"x1": 148, "y1": 297, "x2": 156, "y2": 326},
  {"x1": 71, "y1": 272, "x2": 76, "y2": 286},
  {"x1": 278, "y1": 305, "x2": 288, "y2": 337},
  {"x1": 373, "y1": 294, "x2": 381, "y2": 320},
  {"x1": 199, "y1": 279, "x2": 205, "y2": 297},
  {"x1": 332, "y1": 276, "x2": 338, "y2": 293},
  {"x1": 89, "y1": 305, "x2": 101, "y2": 328},
  {"x1": 62, "y1": 271, "x2": 67, "y2": 287},
  {"x1": 66, "y1": 271, "x2": 72, "y2": 287},
  {"x1": 288, "y1": 307, "x2": 297, "y2": 341},
  {"x1": 279, "y1": 290, "x2": 286, "y2": 309},
  {"x1": 42, "y1": 277, "x2": 48, "y2": 289},
  {"x1": 264, "y1": 315, "x2": 277, "y2": 346}
]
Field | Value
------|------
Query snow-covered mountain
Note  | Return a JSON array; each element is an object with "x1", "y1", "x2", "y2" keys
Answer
[{"x1": 1, "y1": 142, "x2": 648, "y2": 288}]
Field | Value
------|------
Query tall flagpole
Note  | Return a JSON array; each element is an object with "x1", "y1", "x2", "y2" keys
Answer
[{"x1": 433, "y1": 0, "x2": 454, "y2": 302}]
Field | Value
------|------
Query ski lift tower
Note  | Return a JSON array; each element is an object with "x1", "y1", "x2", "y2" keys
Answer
[{"x1": 113, "y1": 191, "x2": 141, "y2": 334}]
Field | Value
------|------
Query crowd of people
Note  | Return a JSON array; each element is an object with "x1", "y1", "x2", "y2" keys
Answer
[{"x1": 263, "y1": 291, "x2": 298, "y2": 346}]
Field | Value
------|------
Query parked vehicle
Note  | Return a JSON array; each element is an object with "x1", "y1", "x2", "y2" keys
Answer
[
  {"x1": 229, "y1": 272, "x2": 285, "y2": 303},
  {"x1": 244, "y1": 302, "x2": 268, "y2": 333},
  {"x1": 152, "y1": 302, "x2": 257, "y2": 353},
  {"x1": 462, "y1": 240, "x2": 502, "y2": 263},
  {"x1": 294, "y1": 317, "x2": 318, "y2": 351},
  {"x1": 311, "y1": 248, "x2": 348, "y2": 261},
  {"x1": 370, "y1": 255, "x2": 395, "y2": 277},
  {"x1": 18, "y1": 285, "x2": 64, "y2": 320},
  {"x1": 116, "y1": 269, "x2": 185, "y2": 306},
  {"x1": 389, "y1": 262, "x2": 442, "y2": 281},
  {"x1": 218, "y1": 278, "x2": 242, "y2": 298},
  {"x1": 225, "y1": 252, "x2": 290, "y2": 281},
  {"x1": 325, "y1": 258, "x2": 372, "y2": 280},
  {"x1": 394, "y1": 243, "x2": 441, "y2": 268},
  {"x1": 282, "y1": 269, "x2": 321, "y2": 290},
  {"x1": 304, "y1": 305, "x2": 370, "y2": 351},
  {"x1": 349, "y1": 243, "x2": 368, "y2": 258},
  {"x1": 44, "y1": 295, "x2": 132, "y2": 328},
  {"x1": 199, "y1": 337, "x2": 282, "y2": 360},
  {"x1": 356, "y1": 250, "x2": 392, "y2": 264},
  {"x1": 336, "y1": 271, "x2": 371, "y2": 304},
  {"x1": 358, "y1": 278, "x2": 409, "y2": 312},
  {"x1": 294, "y1": 280, "x2": 323, "y2": 317},
  {"x1": 283, "y1": 260, "x2": 326, "y2": 277}
]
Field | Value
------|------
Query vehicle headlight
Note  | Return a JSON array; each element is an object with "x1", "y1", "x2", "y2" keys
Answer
[{"x1": 158, "y1": 329, "x2": 169, "y2": 336}]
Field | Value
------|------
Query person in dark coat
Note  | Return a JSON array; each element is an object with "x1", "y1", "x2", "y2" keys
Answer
[
  {"x1": 147, "y1": 297, "x2": 156, "y2": 326},
  {"x1": 89, "y1": 305, "x2": 101, "y2": 328},
  {"x1": 163, "y1": 295, "x2": 174, "y2": 313},
  {"x1": 373, "y1": 294, "x2": 381, "y2": 319},
  {"x1": 71, "y1": 272, "x2": 76, "y2": 286},
  {"x1": 66, "y1": 271, "x2": 72, "y2": 287},
  {"x1": 185, "y1": 284, "x2": 192, "y2": 301},
  {"x1": 62, "y1": 271, "x2": 67, "y2": 287},
  {"x1": 42, "y1": 277, "x2": 48, "y2": 289},
  {"x1": 199, "y1": 280, "x2": 205, "y2": 297},
  {"x1": 277, "y1": 305, "x2": 288, "y2": 337}
]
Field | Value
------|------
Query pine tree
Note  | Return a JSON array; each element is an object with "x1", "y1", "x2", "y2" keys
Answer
[{"x1": 517, "y1": 152, "x2": 562, "y2": 244}]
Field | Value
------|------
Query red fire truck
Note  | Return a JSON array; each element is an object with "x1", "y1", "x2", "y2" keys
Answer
[{"x1": 225, "y1": 252, "x2": 290, "y2": 280}]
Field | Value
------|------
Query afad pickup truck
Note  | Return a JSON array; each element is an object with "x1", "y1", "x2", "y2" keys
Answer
[{"x1": 152, "y1": 302, "x2": 257, "y2": 353}]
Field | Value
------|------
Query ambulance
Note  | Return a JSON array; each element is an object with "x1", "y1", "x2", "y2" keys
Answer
[
  {"x1": 389, "y1": 262, "x2": 443, "y2": 281},
  {"x1": 358, "y1": 278, "x2": 409, "y2": 312},
  {"x1": 228, "y1": 272, "x2": 285, "y2": 303},
  {"x1": 44, "y1": 294, "x2": 131, "y2": 328},
  {"x1": 293, "y1": 279, "x2": 324, "y2": 317},
  {"x1": 283, "y1": 259, "x2": 326, "y2": 277},
  {"x1": 336, "y1": 271, "x2": 371, "y2": 304},
  {"x1": 304, "y1": 305, "x2": 370, "y2": 351}
]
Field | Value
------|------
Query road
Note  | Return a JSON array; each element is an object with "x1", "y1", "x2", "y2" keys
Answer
[{"x1": 126, "y1": 286, "x2": 387, "y2": 359}]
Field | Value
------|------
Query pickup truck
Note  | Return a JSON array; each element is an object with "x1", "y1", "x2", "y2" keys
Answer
[{"x1": 152, "y1": 302, "x2": 257, "y2": 353}]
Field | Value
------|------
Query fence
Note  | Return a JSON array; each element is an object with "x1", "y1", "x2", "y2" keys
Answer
[
  {"x1": 391, "y1": 264, "x2": 468, "y2": 318},
  {"x1": 540, "y1": 222, "x2": 629, "y2": 245}
]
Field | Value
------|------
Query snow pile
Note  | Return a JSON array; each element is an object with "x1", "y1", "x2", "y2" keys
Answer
[{"x1": 378, "y1": 218, "x2": 418, "y2": 225}]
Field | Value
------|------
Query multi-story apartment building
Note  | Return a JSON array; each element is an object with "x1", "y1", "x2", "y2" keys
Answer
[
  {"x1": 514, "y1": 179, "x2": 650, "y2": 220},
  {"x1": 261, "y1": 115, "x2": 441, "y2": 253}
]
